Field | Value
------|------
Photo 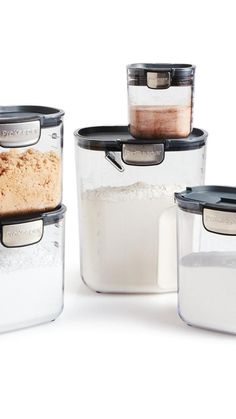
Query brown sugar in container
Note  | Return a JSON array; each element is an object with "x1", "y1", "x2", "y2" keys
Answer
[
  {"x1": 0, "y1": 106, "x2": 64, "y2": 216},
  {"x1": 127, "y1": 64, "x2": 195, "y2": 139}
]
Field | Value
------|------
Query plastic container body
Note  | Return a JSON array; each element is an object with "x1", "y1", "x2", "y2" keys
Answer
[
  {"x1": 0, "y1": 205, "x2": 66, "y2": 333},
  {"x1": 127, "y1": 64, "x2": 195, "y2": 139},
  {"x1": 0, "y1": 106, "x2": 64, "y2": 216},
  {"x1": 176, "y1": 186, "x2": 236, "y2": 334},
  {"x1": 75, "y1": 127, "x2": 207, "y2": 294}
]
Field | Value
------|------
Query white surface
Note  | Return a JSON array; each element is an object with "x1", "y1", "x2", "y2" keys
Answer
[{"x1": 1, "y1": 1, "x2": 236, "y2": 418}]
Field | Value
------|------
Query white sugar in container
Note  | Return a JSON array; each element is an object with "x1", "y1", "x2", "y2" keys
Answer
[{"x1": 0, "y1": 205, "x2": 66, "y2": 333}]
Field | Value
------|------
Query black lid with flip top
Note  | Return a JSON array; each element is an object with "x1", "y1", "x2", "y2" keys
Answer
[
  {"x1": 175, "y1": 186, "x2": 236, "y2": 214},
  {"x1": 75, "y1": 126, "x2": 207, "y2": 169},
  {"x1": 0, "y1": 204, "x2": 67, "y2": 226},
  {"x1": 75, "y1": 126, "x2": 207, "y2": 152},
  {"x1": 0, "y1": 106, "x2": 64, "y2": 127},
  {"x1": 127, "y1": 63, "x2": 195, "y2": 88},
  {"x1": 0, "y1": 205, "x2": 66, "y2": 248},
  {"x1": 175, "y1": 186, "x2": 236, "y2": 236},
  {"x1": 0, "y1": 106, "x2": 64, "y2": 148}
]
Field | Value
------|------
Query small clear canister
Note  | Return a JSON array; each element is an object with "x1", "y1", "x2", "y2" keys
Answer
[
  {"x1": 127, "y1": 63, "x2": 195, "y2": 139},
  {"x1": 176, "y1": 186, "x2": 236, "y2": 334},
  {"x1": 0, "y1": 205, "x2": 66, "y2": 333},
  {"x1": 0, "y1": 106, "x2": 64, "y2": 216}
]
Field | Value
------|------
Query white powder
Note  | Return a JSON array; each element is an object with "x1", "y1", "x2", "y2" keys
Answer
[
  {"x1": 80, "y1": 181, "x2": 184, "y2": 293},
  {"x1": 179, "y1": 252, "x2": 236, "y2": 334},
  {"x1": 0, "y1": 229, "x2": 64, "y2": 333}
]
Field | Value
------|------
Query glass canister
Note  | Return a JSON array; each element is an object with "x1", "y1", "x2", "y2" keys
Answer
[
  {"x1": 75, "y1": 126, "x2": 207, "y2": 293},
  {"x1": 176, "y1": 186, "x2": 236, "y2": 334},
  {"x1": 0, "y1": 205, "x2": 66, "y2": 333},
  {"x1": 127, "y1": 63, "x2": 195, "y2": 139},
  {"x1": 0, "y1": 106, "x2": 64, "y2": 216}
]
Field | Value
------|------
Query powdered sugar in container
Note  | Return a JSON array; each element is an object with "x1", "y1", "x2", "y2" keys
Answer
[
  {"x1": 0, "y1": 205, "x2": 66, "y2": 333},
  {"x1": 75, "y1": 126, "x2": 207, "y2": 293},
  {"x1": 127, "y1": 64, "x2": 195, "y2": 139},
  {"x1": 0, "y1": 106, "x2": 64, "y2": 216},
  {"x1": 176, "y1": 186, "x2": 236, "y2": 334}
]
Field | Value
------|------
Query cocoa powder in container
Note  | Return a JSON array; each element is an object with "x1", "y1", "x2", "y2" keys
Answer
[{"x1": 129, "y1": 105, "x2": 192, "y2": 139}]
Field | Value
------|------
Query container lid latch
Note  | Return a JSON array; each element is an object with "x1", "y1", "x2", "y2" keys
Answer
[
  {"x1": 147, "y1": 71, "x2": 171, "y2": 89},
  {"x1": 122, "y1": 143, "x2": 165, "y2": 166},
  {"x1": 1, "y1": 219, "x2": 44, "y2": 248},
  {"x1": 0, "y1": 119, "x2": 41, "y2": 148},
  {"x1": 203, "y1": 207, "x2": 236, "y2": 235}
]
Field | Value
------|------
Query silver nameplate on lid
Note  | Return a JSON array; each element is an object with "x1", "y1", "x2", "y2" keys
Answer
[
  {"x1": 203, "y1": 208, "x2": 236, "y2": 235},
  {"x1": 0, "y1": 120, "x2": 40, "y2": 147},
  {"x1": 122, "y1": 143, "x2": 165, "y2": 166},
  {"x1": 2, "y1": 220, "x2": 43, "y2": 247},
  {"x1": 147, "y1": 71, "x2": 171, "y2": 89}
]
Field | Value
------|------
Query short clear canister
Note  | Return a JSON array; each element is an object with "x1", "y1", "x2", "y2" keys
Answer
[
  {"x1": 176, "y1": 186, "x2": 236, "y2": 334},
  {"x1": 127, "y1": 63, "x2": 195, "y2": 139},
  {"x1": 0, "y1": 205, "x2": 66, "y2": 333},
  {"x1": 0, "y1": 106, "x2": 64, "y2": 216}
]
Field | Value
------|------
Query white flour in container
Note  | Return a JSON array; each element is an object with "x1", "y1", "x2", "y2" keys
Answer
[
  {"x1": 0, "y1": 239, "x2": 63, "y2": 332},
  {"x1": 81, "y1": 181, "x2": 184, "y2": 293},
  {"x1": 179, "y1": 252, "x2": 236, "y2": 333}
]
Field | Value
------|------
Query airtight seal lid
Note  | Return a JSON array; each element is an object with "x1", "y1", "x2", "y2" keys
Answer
[
  {"x1": 0, "y1": 205, "x2": 66, "y2": 248},
  {"x1": 127, "y1": 63, "x2": 195, "y2": 88},
  {"x1": 75, "y1": 126, "x2": 207, "y2": 152},
  {"x1": 0, "y1": 106, "x2": 64, "y2": 127},
  {"x1": 0, "y1": 106, "x2": 64, "y2": 148},
  {"x1": 175, "y1": 186, "x2": 236, "y2": 236}
]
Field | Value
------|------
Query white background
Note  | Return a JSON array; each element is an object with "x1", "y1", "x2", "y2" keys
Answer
[{"x1": 0, "y1": 1, "x2": 235, "y2": 418}]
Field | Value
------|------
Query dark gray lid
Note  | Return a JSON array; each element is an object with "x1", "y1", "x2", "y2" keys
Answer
[
  {"x1": 0, "y1": 205, "x2": 66, "y2": 248},
  {"x1": 0, "y1": 204, "x2": 66, "y2": 226},
  {"x1": 0, "y1": 106, "x2": 64, "y2": 127},
  {"x1": 75, "y1": 126, "x2": 207, "y2": 152},
  {"x1": 127, "y1": 63, "x2": 195, "y2": 87},
  {"x1": 175, "y1": 186, "x2": 236, "y2": 214}
]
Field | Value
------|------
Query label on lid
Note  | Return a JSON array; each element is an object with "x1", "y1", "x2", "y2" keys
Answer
[
  {"x1": 0, "y1": 120, "x2": 40, "y2": 147},
  {"x1": 2, "y1": 220, "x2": 43, "y2": 247},
  {"x1": 203, "y1": 208, "x2": 236, "y2": 235}
]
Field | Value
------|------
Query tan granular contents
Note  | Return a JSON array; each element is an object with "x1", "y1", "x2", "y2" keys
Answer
[
  {"x1": 129, "y1": 105, "x2": 192, "y2": 138},
  {"x1": 0, "y1": 149, "x2": 61, "y2": 216}
]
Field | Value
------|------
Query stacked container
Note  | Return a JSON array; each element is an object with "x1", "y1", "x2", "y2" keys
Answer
[
  {"x1": 75, "y1": 64, "x2": 207, "y2": 293},
  {"x1": 0, "y1": 106, "x2": 66, "y2": 333}
]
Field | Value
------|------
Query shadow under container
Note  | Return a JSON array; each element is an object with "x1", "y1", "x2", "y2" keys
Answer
[
  {"x1": 0, "y1": 106, "x2": 64, "y2": 216},
  {"x1": 127, "y1": 63, "x2": 195, "y2": 139},
  {"x1": 176, "y1": 186, "x2": 236, "y2": 334},
  {"x1": 75, "y1": 126, "x2": 207, "y2": 293},
  {"x1": 0, "y1": 205, "x2": 66, "y2": 333}
]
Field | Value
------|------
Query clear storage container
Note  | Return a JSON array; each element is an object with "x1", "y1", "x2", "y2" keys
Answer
[
  {"x1": 176, "y1": 186, "x2": 236, "y2": 334},
  {"x1": 75, "y1": 126, "x2": 207, "y2": 293},
  {"x1": 127, "y1": 63, "x2": 195, "y2": 139},
  {"x1": 0, "y1": 205, "x2": 66, "y2": 333},
  {"x1": 0, "y1": 106, "x2": 64, "y2": 216}
]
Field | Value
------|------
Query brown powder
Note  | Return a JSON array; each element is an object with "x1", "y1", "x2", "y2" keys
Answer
[
  {"x1": 0, "y1": 148, "x2": 61, "y2": 216},
  {"x1": 129, "y1": 105, "x2": 192, "y2": 139}
]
